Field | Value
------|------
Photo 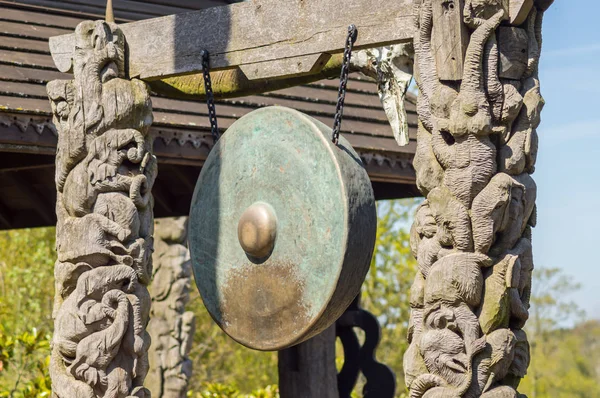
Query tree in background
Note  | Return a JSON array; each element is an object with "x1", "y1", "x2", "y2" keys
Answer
[
  {"x1": 1, "y1": 207, "x2": 599, "y2": 397},
  {"x1": 360, "y1": 198, "x2": 420, "y2": 393},
  {"x1": 519, "y1": 268, "x2": 600, "y2": 397},
  {"x1": 0, "y1": 228, "x2": 55, "y2": 335},
  {"x1": 0, "y1": 228, "x2": 55, "y2": 396}
]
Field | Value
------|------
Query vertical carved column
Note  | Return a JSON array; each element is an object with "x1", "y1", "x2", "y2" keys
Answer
[
  {"x1": 47, "y1": 20, "x2": 156, "y2": 397},
  {"x1": 148, "y1": 217, "x2": 196, "y2": 398},
  {"x1": 405, "y1": 0, "x2": 552, "y2": 397}
]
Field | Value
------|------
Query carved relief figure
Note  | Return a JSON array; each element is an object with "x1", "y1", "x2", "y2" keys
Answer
[
  {"x1": 405, "y1": 0, "x2": 552, "y2": 396},
  {"x1": 47, "y1": 20, "x2": 156, "y2": 398},
  {"x1": 147, "y1": 217, "x2": 196, "y2": 398}
]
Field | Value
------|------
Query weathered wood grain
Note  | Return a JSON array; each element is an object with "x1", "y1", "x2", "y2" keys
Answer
[
  {"x1": 509, "y1": 0, "x2": 534, "y2": 25},
  {"x1": 148, "y1": 217, "x2": 195, "y2": 398},
  {"x1": 48, "y1": 20, "x2": 155, "y2": 396},
  {"x1": 1, "y1": 20, "x2": 71, "y2": 40},
  {"x1": 0, "y1": 5, "x2": 83, "y2": 28},
  {"x1": 431, "y1": 0, "x2": 469, "y2": 81},
  {"x1": 498, "y1": 26, "x2": 528, "y2": 79},
  {"x1": 0, "y1": 36, "x2": 50, "y2": 53},
  {"x1": 49, "y1": 0, "x2": 416, "y2": 80},
  {"x1": 406, "y1": 0, "x2": 550, "y2": 396},
  {"x1": 0, "y1": 49, "x2": 56, "y2": 69}
]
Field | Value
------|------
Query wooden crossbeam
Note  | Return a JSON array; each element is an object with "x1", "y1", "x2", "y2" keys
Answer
[{"x1": 49, "y1": 0, "x2": 416, "y2": 81}]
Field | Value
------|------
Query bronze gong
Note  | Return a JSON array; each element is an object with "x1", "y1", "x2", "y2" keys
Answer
[{"x1": 189, "y1": 106, "x2": 376, "y2": 351}]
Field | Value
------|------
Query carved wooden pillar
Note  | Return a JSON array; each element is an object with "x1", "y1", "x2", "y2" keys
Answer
[
  {"x1": 47, "y1": 20, "x2": 156, "y2": 397},
  {"x1": 405, "y1": 0, "x2": 552, "y2": 397},
  {"x1": 148, "y1": 217, "x2": 196, "y2": 398}
]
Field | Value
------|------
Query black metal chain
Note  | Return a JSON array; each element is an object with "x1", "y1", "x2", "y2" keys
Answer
[
  {"x1": 201, "y1": 50, "x2": 220, "y2": 143},
  {"x1": 332, "y1": 24, "x2": 358, "y2": 145}
]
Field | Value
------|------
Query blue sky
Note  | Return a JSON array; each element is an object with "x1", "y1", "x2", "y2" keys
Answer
[{"x1": 534, "y1": 1, "x2": 600, "y2": 320}]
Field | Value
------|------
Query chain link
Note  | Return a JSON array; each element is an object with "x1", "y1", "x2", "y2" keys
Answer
[
  {"x1": 332, "y1": 24, "x2": 358, "y2": 145},
  {"x1": 201, "y1": 50, "x2": 220, "y2": 143},
  {"x1": 201, "y1": 27, "x2": 356, "y2": 146}
]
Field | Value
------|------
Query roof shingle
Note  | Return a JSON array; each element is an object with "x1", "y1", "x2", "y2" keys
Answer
[{"x1": 0, "y1": 0, "x2": 419, "y2": 229}]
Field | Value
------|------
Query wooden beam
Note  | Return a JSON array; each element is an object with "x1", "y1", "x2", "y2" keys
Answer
[
  {"x1": 149, "y1": 53, "x2": 345, "y2": 99},
  {"x1": 49, "y1": 0, "x2": 416, "y2": 81}
]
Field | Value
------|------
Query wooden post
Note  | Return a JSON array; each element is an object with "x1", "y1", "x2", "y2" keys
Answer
[
  {"x1": 278, "y1": 325, "x2": 339, "y2": 398},
  {"x1": 405, "y1": 0, "x2": 553, "y2": 396},
  {"x1": 148, "y1": 217, "x2": 196, "y2": 398},
  {"x1": 47, "y1": 20, "x2": 156, "y2": 397}
]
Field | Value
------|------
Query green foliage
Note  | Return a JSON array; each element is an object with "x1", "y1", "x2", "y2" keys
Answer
[
  {"x1": 0, "y1": 228, "x2": 56, "y2": 335},
  {"x1": 188, "y1": 383, "x2": 279, "y2": 398},
  {"x1": 520, "y1": 320, "x2": 600, "y2": 398},
  {"x1": 360, "y1": 199, "x2": 420, "y2": 395},
  {"x1": 0, "y1": 327, "x2": 52, "y2": 397},
  {"x1": 0, "y1": 228, "x2": 55, "y2": 396},
  {"x1": 519, "y1": 268, "x2": 600, "y2": 398},
  {"x1": 0, "y1": 214, "x2": 598, "y2": 398},
  {"x1": 528, "y1": 267, "x2": 585, "y2": 337}
]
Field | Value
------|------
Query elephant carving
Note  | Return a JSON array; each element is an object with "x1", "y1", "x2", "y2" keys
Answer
[
  {"x1": 48, "y1": 19, "x2": 155, "y2": 397},
  {"x1": 406, "y1": 0, "x2": 549, "y2": 395}
]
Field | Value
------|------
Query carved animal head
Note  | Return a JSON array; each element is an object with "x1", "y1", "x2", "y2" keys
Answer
[
  {"x1": 471, "y1": 173, "x2": 521, "y2": 254},
  {"x1": 509, "y1": 239, "x2": 534, "y2": 312},
  {"x1": 437, "y1": 9, "x2": 505, "y2": 139},
  {"x1": 410, "y1": 200, "x2": 446, "y2": 278},
  {"x1": 505, "y1": 329, "x2": 530, "y2": 386},
  {"x1": 427, "y1": 187, "x2": 473, "y2": 251},
  {"x1": 485, "y1": 329, "x2": 517, "y2": 385},
  {"x1": 52, "y1": 21, "x2": 153, "y2": 193},
  {"x1": 471, "y1": 173, "x2": 536, "y2": 257},
  {"x1": 47, "y1": 80, "x2": 75, "y2": 125},
  {"x1": 71, "y1": 21, "x2": 127, "y2": 137},
  {"x1": 73, "y1": 20, "x2": 125, "y2": 86},
  {"x1": 71, "y1": 20, "x2": 151, "y2": 136},
  {"x1": 414, "y1": 201, "x2": 437, "y2": 240},
  {"x1": 404, "y1": 341, "x2": 429, "y2": 389},
  {"x1": 420, "y1": 327, "x2": 470, "y2": 387}
]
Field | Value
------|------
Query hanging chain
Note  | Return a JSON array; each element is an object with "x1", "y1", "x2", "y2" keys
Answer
[
  {"x1": 332, "y1": 24, "x2": 358, "y2": 145},
  {"x1": 201, "y1": 50, "x2": 220, "y2": 143},
  {"x1": 200, "y1": 28, "x2": 356, "y2": 145}
]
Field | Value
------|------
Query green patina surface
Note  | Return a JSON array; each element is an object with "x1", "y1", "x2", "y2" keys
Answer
[{"x1": 188, "y1": 106, "x2": 376, "y2": 351}]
